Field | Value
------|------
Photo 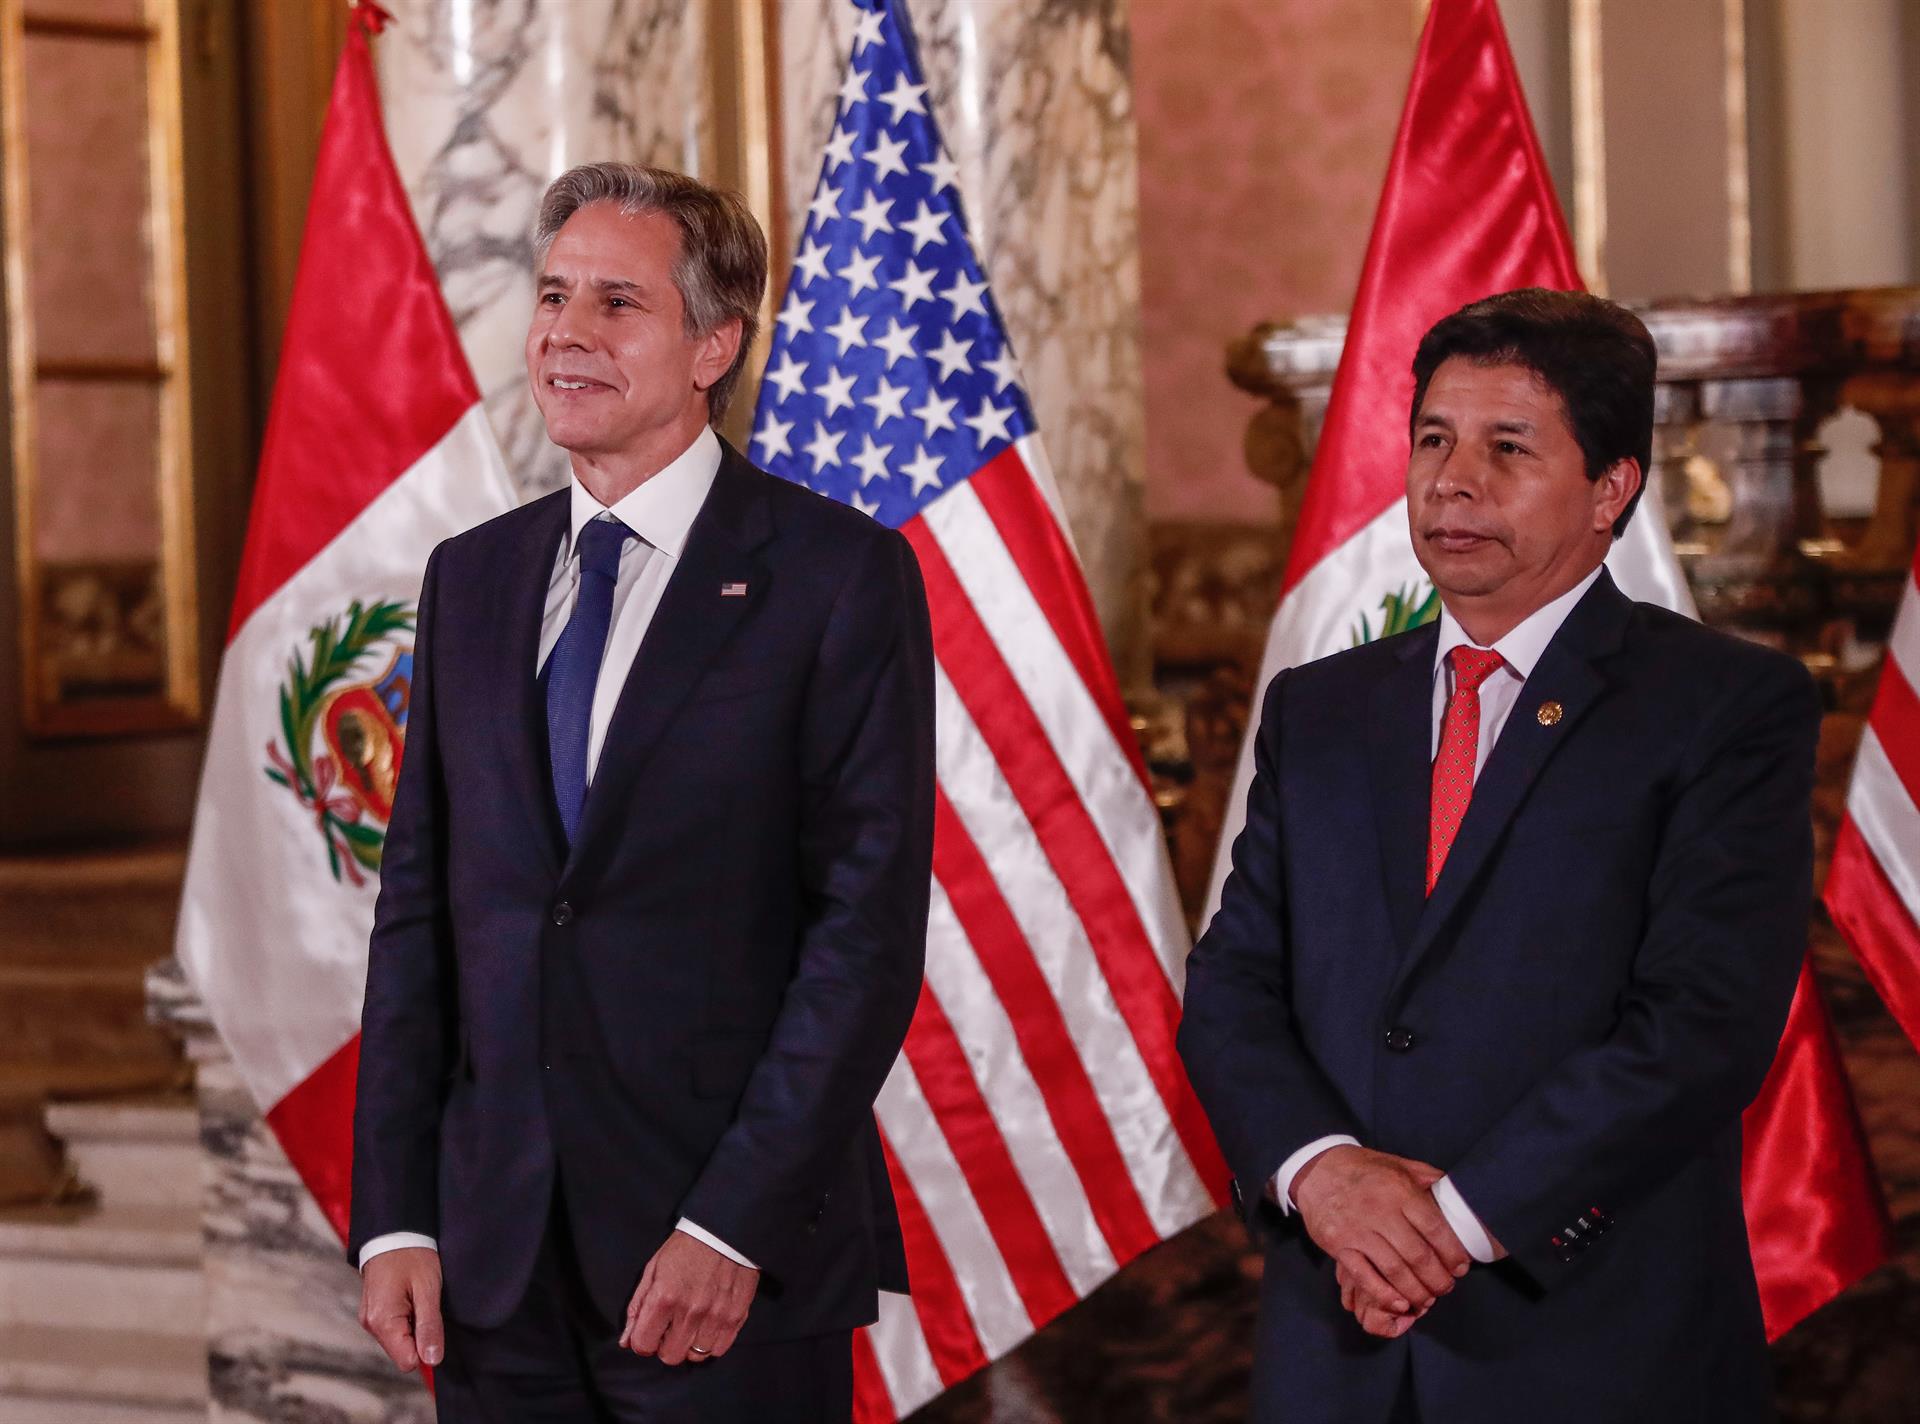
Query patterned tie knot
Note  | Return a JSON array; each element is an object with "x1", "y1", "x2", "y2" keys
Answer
[
  {"x1": 576, "y1": 516, "x2": 632, "y2": 581},
  {"x1": 1449, "y1": 645, "x2": 1506, "y2": 694}
]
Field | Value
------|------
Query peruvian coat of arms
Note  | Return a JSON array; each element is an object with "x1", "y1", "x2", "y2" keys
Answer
[{"x1": 264, "y1": 599, "x2": 415, "y2": 886}]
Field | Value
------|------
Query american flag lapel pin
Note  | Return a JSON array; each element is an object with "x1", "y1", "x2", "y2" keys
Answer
[{"x1": 720, "y1": 581, "x2": 749, "y2": 597}]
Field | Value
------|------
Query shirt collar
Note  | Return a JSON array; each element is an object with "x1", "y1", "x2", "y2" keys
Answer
[
  {"x1": 1432, "y1": 563, "x2": 1605, "y2": 683},
  {"x1": 564, "y1": 425, "x2": 722, "y2": 562}
]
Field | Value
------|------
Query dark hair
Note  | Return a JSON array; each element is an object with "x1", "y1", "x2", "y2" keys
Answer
[{"x1": 1409, "y1": 288, "x2": 1656, "y2": 537}]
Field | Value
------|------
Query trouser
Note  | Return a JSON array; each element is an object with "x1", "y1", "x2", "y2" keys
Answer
[
  {"x1": 1390, "y1": 1362, "x2": 1420, "y2": 1424},
  {"x1": 436, "y1": 1189, "x2": 852, "y2": 1423}
]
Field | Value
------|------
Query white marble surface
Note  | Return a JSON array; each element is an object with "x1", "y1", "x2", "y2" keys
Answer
[
  {"x1": 375, "y1": 0, "x2": 712, "y2": 500},
  {"x1": 778, "y1": 0, "x2": 1149, "y2": 674},
  {"x1": 148, "y1": 960, "x2": 431, "y2": 1423}
]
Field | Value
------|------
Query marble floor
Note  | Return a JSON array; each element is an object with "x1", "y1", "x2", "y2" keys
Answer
[{"x1": 914, "y1": 920, "x2": 1920, "y2": 1423}]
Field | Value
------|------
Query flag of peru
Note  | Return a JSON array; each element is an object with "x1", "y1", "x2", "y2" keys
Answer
[{"x1": 174, "y1": 7, "x2": 515, "y2": 1239}]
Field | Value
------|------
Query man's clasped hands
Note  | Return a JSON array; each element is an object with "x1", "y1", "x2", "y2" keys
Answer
[{"x1": 1289, "y1": 1145, "x2": 1504, "y2": 1339}]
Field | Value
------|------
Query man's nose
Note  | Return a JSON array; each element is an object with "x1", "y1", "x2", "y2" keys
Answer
[
  {"x1": 1431, "y1": 448, "x2": 1483, "y2": 499},
  {"x1": 544, "y1": 304, "x2": 592, "y2": 351}
]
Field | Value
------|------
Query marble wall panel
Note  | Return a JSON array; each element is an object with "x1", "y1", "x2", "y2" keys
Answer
[
  {"x1": 375, "y1": 0, "x2": 712, "y2": 499},
  {"x1": 779, "y1": 0, "x2": 1149, "y2": 674}
]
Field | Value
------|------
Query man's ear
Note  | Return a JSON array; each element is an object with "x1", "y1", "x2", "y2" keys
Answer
[
  {"x1": 693, "y1": 318, "x2": 744, "y2": 395},
  {"x1": 1593, "y1": 457, "x2": 1641, "y2": 533}
]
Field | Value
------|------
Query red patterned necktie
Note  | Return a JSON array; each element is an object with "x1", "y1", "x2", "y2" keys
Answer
[{"x1": 1428, "y1": 646, "x2": 1507, "y2": 895}]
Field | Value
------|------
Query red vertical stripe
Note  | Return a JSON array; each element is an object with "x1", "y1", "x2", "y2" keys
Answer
[
  {"x1": 967, "y1": 450, "x2": 1150, "y2": 790},
  {"x1": 850, "y1": 1328, "x2": 896, "y2": 1424},
  {"x1": 1741, "y1": 958, "x2": 1890, "y2": 1338},
  {"x1": 1277, "y1": 0, "x2": 1576, "y2": 595},
  {"x1": 934, "y1": 791, "x2": 1161, "y2": 1259},
  {"x1": 904, "y1": 519, "x2": 1229, "y2": 1199},
  {"x1": 227, "y1": 21, "x2": 480, "y2": 639},
  {"x1": 263, "y1": 1032, "x2": 360, "y2": 1242},
  {"x1": 902, "y1": 984, "x2": 1078, "y2": 1325},
  {"x1": 879, "y1": 1130, "x2": 989, "y2": 1385}
]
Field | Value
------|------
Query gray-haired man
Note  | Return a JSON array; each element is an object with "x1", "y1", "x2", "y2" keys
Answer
[{"x1": 349, "y1": 164, "x2": 935, "y2": 1422}]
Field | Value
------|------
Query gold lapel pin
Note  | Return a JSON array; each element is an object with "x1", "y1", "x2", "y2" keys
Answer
[{"x1": 1536, "y1": 700, "x2": 1564, "y2": 727}]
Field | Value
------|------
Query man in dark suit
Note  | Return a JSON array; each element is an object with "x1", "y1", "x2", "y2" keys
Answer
[
  {"x1": 1180, "y1": 288, "x2": 1816, "y2": 1422},
  {"x1": 350, "y1": 163, "x2": 934, "y2": 1422}
]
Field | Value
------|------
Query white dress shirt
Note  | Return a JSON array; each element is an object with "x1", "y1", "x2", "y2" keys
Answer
[
  {"x1": 1272, "y1": 565, "x2": 1606, "y2": 1266},
  {"x1": 361, "y1": 427, "x2": 755, "y2": 1272}
]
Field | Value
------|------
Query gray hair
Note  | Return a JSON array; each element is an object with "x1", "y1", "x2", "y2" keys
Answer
[{"x1": 533, "y1": 163, "x2": 768, "y2": 423}]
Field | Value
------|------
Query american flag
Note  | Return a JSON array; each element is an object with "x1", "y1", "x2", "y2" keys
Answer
[
  {"x1": 751, "y1": 0, "x2": 1225, "y2": 1415},
  {"x1": 1827, "y1": 528, "x2": 1920, "y2": 1060}
]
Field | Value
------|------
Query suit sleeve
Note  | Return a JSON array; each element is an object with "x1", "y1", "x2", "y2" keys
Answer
[
  {"x1": 1445, "y1": 653, "x2": 1820, "y2": 1287},
  {"x1": 1178, "y1": 671, "x2": 1364, "y2": 1231},
  {"x1": 676, "y1": 527, "x2": 935, "y2": 1281},
  {"x1": 348, "y1": 546, "x2": 457, "y2": 1262}
]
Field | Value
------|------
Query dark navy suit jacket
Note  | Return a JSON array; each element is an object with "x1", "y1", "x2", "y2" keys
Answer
[
  {"x1": 349, "y1": 442, "x2": 935, "y2": 1342},
  {"x1": 1179, "y1": 571, "x2": 1817, "y2": 1423}
]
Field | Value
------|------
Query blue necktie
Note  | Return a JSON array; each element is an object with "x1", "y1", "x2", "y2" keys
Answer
[{"x1": 545, "y1": 516, "x2": 632, "y2": 843}]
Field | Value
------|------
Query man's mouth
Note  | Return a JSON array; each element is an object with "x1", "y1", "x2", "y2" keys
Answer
[
  {"x1": 1425, "y1": 528, "x2": 1498, "y2": 553},
  {"x1": 548, "y1": 376, "x2": 610, "y2": 392}
]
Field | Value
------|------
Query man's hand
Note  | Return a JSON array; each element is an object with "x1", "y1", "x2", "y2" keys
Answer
[
  {"x1": 621, "y1": 1230, "x2": 760, "y2": 1365},
  {"x1": 359, "y1": 1247, "x2": 444, "y2": 1372},
  {"x1": 1338, "y1": 1255, "x2": 1427, "y2": 1338},
  {"x1": 1291, "y1": 1145, "x2": 1470, "y2": 1325}
]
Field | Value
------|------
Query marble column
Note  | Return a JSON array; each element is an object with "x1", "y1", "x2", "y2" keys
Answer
[
  {"x1": 778, "y1": 0, "x2": 1150, "y2": 681},
  {"x1": 374, "y1": 0, "x2": 715, "y2": 499},
  {"x1": 147, "y1": 958, "x2": 431, "y2": 1422}
]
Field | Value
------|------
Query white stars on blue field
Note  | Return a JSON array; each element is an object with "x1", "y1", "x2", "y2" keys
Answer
[{"x1": 750, "y1": 0, "x2": 1036, "y2": 530}]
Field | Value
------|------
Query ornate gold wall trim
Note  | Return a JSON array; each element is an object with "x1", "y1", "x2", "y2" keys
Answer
[
  {"x1": 706, "y1": 0, "x2": 784, "y2": 449},
  {"x1": 1722, "y1": 0, "x2": 1753, "y2": 294},
  {"x1": 1570, "y1": 0, "x2": 1608, "y2": 294},
  {"x1": 3, "y1": 0, "x2": 200, "y2": 738}
]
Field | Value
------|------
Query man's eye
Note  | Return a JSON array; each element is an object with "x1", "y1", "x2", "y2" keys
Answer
[
  {"x1": 1419, "y1": 433, "x2": 1445, "y2": 448},
  {"x1": 1496, "y1": 441, "x2": 1528, "y2": 456}
]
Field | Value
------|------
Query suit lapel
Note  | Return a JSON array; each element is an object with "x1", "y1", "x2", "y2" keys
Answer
[
  {"x1": 563, "y1": 445, "x2": 772, "y2": 872},
  {"x1": 494, "y1": 490, "x2": 570, "y2": 877},
  {"x1": 1388, "y1": 571, "x2": 1633, "y2": 1000},
  {"x1": 1368, "y1": 624, "x2": 1438, "y2": 956}
]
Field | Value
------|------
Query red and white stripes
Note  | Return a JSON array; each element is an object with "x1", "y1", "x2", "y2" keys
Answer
[
  {"x1": 1827, "y1": 540, "x2": 1920, "y2": 1053},
  {"x1": 858, "y1": 444, "x2": 1225, "y2": 1419}
]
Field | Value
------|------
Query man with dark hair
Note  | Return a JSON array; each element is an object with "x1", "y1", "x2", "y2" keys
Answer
[
  {"x1": 349, "y1": 163, "x2": 935, "y2": 1421},
  {"x1": 1410, "y1": 287, "x2": 1657, "y2": 538},
  {"x1": 1181, "y1": 287, "x2": 1814, "y2": 1421}
]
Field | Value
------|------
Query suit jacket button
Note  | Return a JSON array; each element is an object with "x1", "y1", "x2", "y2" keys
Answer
[
  {"x1": 1384, "y1": 1026, "x2": 1416, "y2": 1052},
  {"x1": 551, "y1": 901, "x2": 574, "y2": 927}
]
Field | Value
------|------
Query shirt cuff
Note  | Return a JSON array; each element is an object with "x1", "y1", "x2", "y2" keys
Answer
[
  {"x1": 675, "y1": 1218, "x2": 757, "y2": 1269},
  {"x1": 1270, "y1": 1134, "x2": 1362, "y2": 1215},
  {"x1": 1432, "y1": 1175, "x2": 1497, "y2": 1264},
  {"x1": 358, "y1": 1231, "x2": 439, "y2": 1269}
]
